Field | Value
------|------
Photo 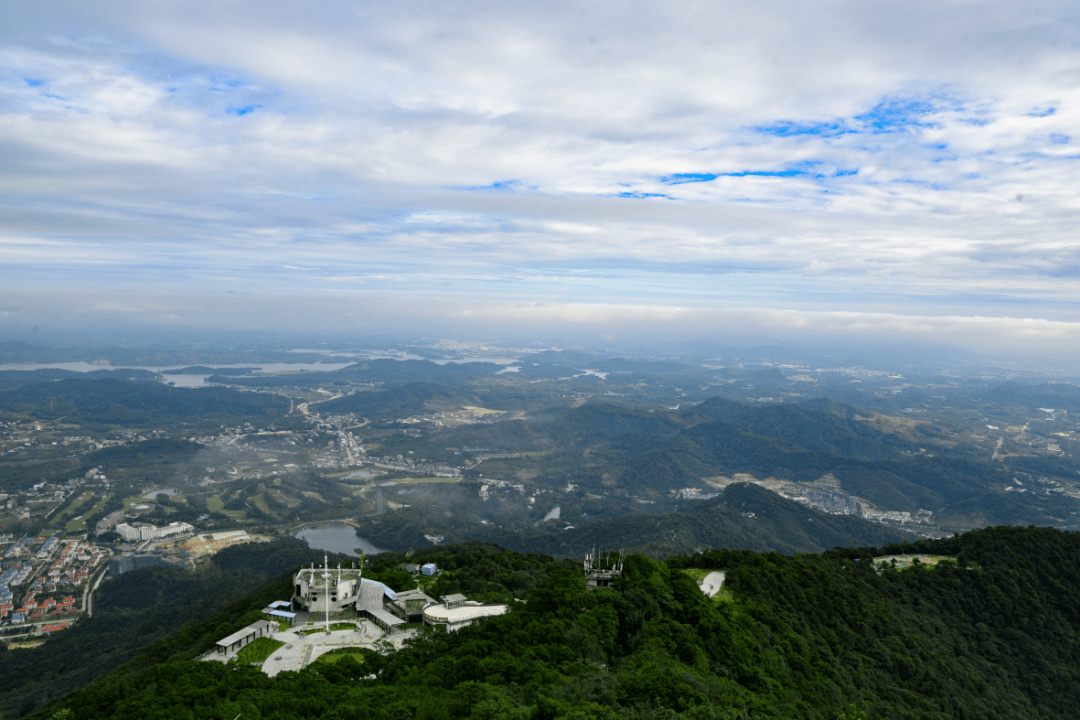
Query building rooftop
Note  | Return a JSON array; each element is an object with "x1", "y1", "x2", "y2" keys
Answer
[
  {"x1": 394, "y1": 589, "x2": 435, "y2": 603},
  {"x1": 216, "y1": 619, "x2": 276, "y2": 648},
  {"x1": 367, "y1": 606, "x2": 405, "y2": 627},
  {"x1": 423, "y1": 603, "x2": 507, "y2": 625},
  {"x1": 360, "y1": 577, "x2": 395, "y2": 601}
]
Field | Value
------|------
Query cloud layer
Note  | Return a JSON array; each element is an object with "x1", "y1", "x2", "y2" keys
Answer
[{"x1": 1, "y1": 1, "x2": 1079, "y2": 359}]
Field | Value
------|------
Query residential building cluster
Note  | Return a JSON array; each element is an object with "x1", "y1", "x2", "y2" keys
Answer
[
  {"x1": 1, "y1": 537, "x2": 107, "y2": 628},
  {"x1": 44, "y1": 540, "x2": 105, "y2": 589},
  {"x1": 2, "y1": 536, "x2": 38, "y2": 563}
]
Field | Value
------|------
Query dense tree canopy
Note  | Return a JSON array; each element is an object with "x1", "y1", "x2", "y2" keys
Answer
[{"x1": 14, "y1": 526, "x2": 1080, "y2": 719}]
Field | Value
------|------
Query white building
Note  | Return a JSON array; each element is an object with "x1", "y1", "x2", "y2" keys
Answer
[
  {"x1": 422, "y1": 599, "x2": 507, "y2": 632},
  {"x1": 115, "y1": 523, "x2": 144, "y2": 542},
  {"x1": 115, "y1": 521, "x2": 194, "y2": 542},
  {"x1": 156, "y1": 521, "x2": 194, "y2": 538},
  {"x1": 292, "y1": 558, "x2": 364, "y2": 615}
]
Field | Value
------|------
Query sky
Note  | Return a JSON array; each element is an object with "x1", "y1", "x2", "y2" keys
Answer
[{"x1": 1, "y1": 1, "x2": 1079, "y2": 361}]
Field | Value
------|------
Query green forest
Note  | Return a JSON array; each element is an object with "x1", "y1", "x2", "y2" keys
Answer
[{"x1": 9, "y1": 525, "x2": 1080, "y2": 719}]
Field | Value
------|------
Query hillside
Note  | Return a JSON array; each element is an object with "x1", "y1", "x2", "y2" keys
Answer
[
  {"x1": 315, "y1": 382, "x2": 483, "y2": 418},
  {"x1": 352, "y1": 481, "x2": 914, "y2": 557},
  {"x1": 210, "y1": 359, "x2": 504, "y2": 388},
  {"x1": 0, "y1": 369, "x2": 159, "y2": 389},
  {"x1": 421, "y1": 392, "x2": 1077, "y2": 528},
  {"x1": 0, "y1": 539, "x2": 327, "y2": 718},
  {"x1": 981, "y1": 381, "x2": 1080, "y2": 413},
  {"x1": 0, "y1": 378, "x2": 289, "y2": 424},
  {"x1": 23, "y1": 526, "x2": 1080, "y2": 719},
  {"x1": 692, "y1": 396, "x2": 918, "y2": 461}
]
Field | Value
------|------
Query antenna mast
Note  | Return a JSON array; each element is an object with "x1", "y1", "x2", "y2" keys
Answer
[{"x1": 323, "y1": 552, "x2": 331, "y2": 634}]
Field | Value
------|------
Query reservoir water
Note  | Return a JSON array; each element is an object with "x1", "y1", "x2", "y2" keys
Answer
[
  {"x1": 0, "y1": 362, "x2": 359, "y2": 388},
  {"x1": 294, "y1": 523, "x2": 387, "y2": 556}
]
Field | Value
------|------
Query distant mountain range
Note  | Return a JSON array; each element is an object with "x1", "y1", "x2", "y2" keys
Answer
[
  {"x1": 422, "y1": 389, "x2": 1076, "y2": 528},
  {"x1": 210, "y1": 359, "x2": 505, "y2": 388},
  {"x1": 0, "y1": 377, "x2": 289, "y2": 423}
]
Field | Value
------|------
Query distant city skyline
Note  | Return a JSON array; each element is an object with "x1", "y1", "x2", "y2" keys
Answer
[{"x1": 2, "y1": 1, "x2": 1079, "y2": 363}]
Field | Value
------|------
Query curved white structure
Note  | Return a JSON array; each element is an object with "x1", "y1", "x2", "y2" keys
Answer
[{"x1": 422, "y1": 603, "x2": 507, "y2": 632}]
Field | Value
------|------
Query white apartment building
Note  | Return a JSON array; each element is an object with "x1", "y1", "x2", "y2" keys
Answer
[{"x1": 115, "y1": 521, "x2": 194, "y2": 542}]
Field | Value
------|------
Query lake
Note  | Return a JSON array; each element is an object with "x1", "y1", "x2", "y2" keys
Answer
[{"x1": 294, "y1": 523, "x2": 387, "y2": 556}]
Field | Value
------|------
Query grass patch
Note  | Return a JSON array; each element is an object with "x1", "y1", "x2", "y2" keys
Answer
[
  {"x1": 395, "y1": 476, "x2": 460, "y2": 485},
  {"x1": 270, "y1": 489, "x2": 301, "y2": 507},
  {"x1": 236, "y1": 637, "x2": 285, "y2": 664},
  {"x1": 86, "y1": 493, "x2": 110, "y2": 517},
  {"x1": 207, "y1": 495, "x2": 224, "y2": 512},
  {"x1": 252, "y1": 495, "x2": 272, "y2": 515},
  {"x1": 681, "y1": 568, "x2": 733, "y2": 603},
  {"x1": 681, "y1": 568, "x2": 710, "y2": 583},
  {"x1": 120, "y1": 494, "x2": 144, "y2": 509},
  {"x1": 314, "y1": 648, "x2": 374, "y2": 665},
  {"x1": 297, "y1": 622, "x2": 358, "y2": 635},
  {"x1": 301, "y1": 491, "x2": 325, "y2": 502},
  {"x1": 48, "y1": 491, "x2": 97, "y2": 534},
  {"x1": 62, "y1": 491, "x2": 93, "y2": 516}
]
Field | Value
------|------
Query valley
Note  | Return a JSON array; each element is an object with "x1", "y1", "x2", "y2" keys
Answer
[{"x1": 2, "y1": 344, "x2": 1079, "y2": 568}]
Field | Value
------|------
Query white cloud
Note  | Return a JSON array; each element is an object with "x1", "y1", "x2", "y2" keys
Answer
[{"x1": 1, "y1": 0, "x2": 1080, "y2": 362}]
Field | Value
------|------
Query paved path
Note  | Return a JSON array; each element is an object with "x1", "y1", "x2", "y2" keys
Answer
[
  {"x1": 201, "y1": 620, "x2": 419, "y2": 677},
  {"x1": 84, "y1": 559, "x2": 111, "y2": 617},
  {"x1": 263, "y1": 624, "x2": 383, "y2": 676}
]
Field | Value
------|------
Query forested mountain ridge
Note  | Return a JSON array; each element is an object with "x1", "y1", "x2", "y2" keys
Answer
[
  {"x1": 692, "y1": 396, "x2": 921, "y2": 461},
  {"x1": 352, "y1": 482, "x2": 914, "y2": 557},
  {"x1": 0, "y1": 368, "x2": 160, "y2": 389},
  {"x1": 210, "y1": 359, "x2": 504, "y2": 388},
  {"x1": 0, "y1": 378, "x2": 289, "y2": 423},
  {"x1": 423, "y1": 392, "x2": 1073, "y2": 528},
  {"x1": 315, "y1": 382, "x2": 484, "y2": 418},
  {"x1": 23, "y1": 526, "x2": 1080, "y2": 719}
]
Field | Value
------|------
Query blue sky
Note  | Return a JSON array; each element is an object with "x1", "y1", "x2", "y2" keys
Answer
[{"x1": 1, "y1": 0, "x2": 1079, "y2": 360}]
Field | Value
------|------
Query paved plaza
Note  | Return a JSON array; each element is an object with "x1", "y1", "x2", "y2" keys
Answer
[{"x1": 202, "y1": 619, "x2": 419, "y2": 677}]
